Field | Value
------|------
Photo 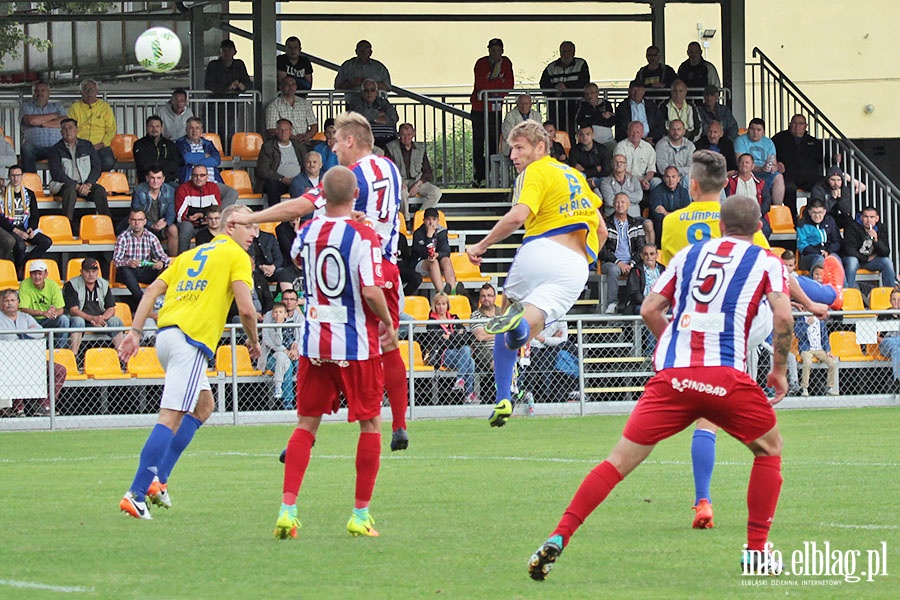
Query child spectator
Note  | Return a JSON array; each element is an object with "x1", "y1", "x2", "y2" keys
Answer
[{"x1": 795, "y1": 264, "x2": 837, "y2": 396}]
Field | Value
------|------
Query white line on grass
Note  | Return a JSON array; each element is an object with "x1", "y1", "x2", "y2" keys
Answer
[
  {"x1": 0, "y1": 579, "x2": 94, "y2": 593},
  {"x1": 821, "y1": 522, "x2": 898, "y2": 530},
  {"x1": 4, "y1": 452, "x2": 900, "y2": 469}
]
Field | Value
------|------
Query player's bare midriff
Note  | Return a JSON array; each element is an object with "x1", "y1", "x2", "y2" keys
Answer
[{"x1": 546, "y1": 229, "x2": 590, "y2": 262}]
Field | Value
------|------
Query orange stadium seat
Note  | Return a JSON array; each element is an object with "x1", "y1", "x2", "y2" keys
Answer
[
  {"x1": 398, "y1": 340, "x2": 434, "y2": 372},
  {"x1": 830, "y1": 331, "x2": 874, "y2": 362},
  {"x1": 97, "y1": 171, "x2": 131, "y2": 201},
  {"x1": 258, "y1": 221, "x2": 279, "y2": 236},
  {"x1": 66, "y1": 258, "x2": 86, "y2": 281},
  {"x1": 221, "y1": 169, "x2": 262, "y2": 200},
  {"x1": 449, "y1": 294, "x2": 472, "y2": 319},
  {"x1": 22, "y1": 173, "x2": 52, "y2": 201},
  {"x1": 49, "y1": 349, "x2": 87, "y2": 381},
  {"x1": 230, "y1": 132, "x2": 264, "y2": 161},
  {"x1": 38, "y1": 215, "x2": 79, "y2": 245},
  {"x1": 115, "y1": 302, "x2": 133, "y2": 326},
  {"x1": 450, "y1": 252, "x2": 491, "y2": 284},
  {"x1": 215, "y1": 345, "x2": 263, "y2": 376},
  {"x1": 127, "y1": 347, "x2": 166, "y2": 379},
  {"x1": 201, "y1": 132, "x2": 231, "y2": 161},
  {"x1": 84, "y1": 348, "x2": 131, "y2": 379},
  {"x1": 110, "y1": 134, "x2": 137, "y2": 162},
  {"x1": 869, "y1": 287, "x2": 894, "y2": 311},
  {"x1": 80, "y1": 214, "x2": 117, "y2": 244},
  {"x1": 768, "y1": 205, "x2": 796, "y2": 236},
  {"x1": 0, "y1": 259, "x2": 20, "y2": 289},
  {"x1": 554, "y1": 130, "x2": 571, "y2": 154},
  {"x1": 403, "y1": 295, "x2": 430, "y2": 321}
]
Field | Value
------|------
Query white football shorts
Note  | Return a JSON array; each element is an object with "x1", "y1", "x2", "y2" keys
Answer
[{"x1": 155, "y1": 327, "x2": 212, "y2": 413}]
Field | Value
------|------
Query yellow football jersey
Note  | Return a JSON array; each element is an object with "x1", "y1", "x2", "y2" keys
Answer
[
  {"x1": 513, "y1": 155, "x2": 603, "y2": 263},
  {"x1": 157, "y1": 235, "x2": 253, "y2": 357},
  {"x1": 659, "y1": 200, "x2": 770, "y2": 266}
]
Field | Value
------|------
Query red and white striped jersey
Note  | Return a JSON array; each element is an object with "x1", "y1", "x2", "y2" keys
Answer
[
  {"x1": 303, "y1": 153, "x2": 402, "y2": 264},
  {"x1": 291, "y1": 216, "x2": 386, "y2": 361},
  {"x1": 651, "y1": 237, "x2": 788, "y2": 372}
]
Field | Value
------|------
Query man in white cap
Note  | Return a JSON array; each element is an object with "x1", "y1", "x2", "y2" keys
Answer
[{"x1": 17, "y1": 259, "x2": 71, "y2": 349}]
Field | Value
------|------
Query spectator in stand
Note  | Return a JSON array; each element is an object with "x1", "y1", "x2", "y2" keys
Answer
[
  {"x1": 265, "y1": 76, "x2": 318, "y2": 142},
  {"x1": 696, "y1": 85, "x2": 739, "y2": 142},
  {"x1": 47, "y1": 118, "x2": 110, "y2": 225},
  {"x1": 878, "y1": 289, "x2": 900, "y2": 386},
  {"x1": 0, "y1": 165, "x2": 52, "y2": 277},
  {"x1": 63, "y1": 257, "x2": 124, "y2": 356},
  {"x1": 396, "y1": 233, "x2": 420, "y2": 297},
  {"x1": 599, "y1": 193, "x2": 646, "y2": 314},
  {"x1": 655, "y1": 119, "x2": 696, "y2": 186},
  {"x1": 386, "y1": 123, "x2": 442, "y2": 219},
  {"x1": 569, "y1": 124, "x2": 610, "y2": 190},
  {"x1": 204, "y1": 39, "x2": 252, "y2": 137},
  {"x1": 293, "y1": 151, "x2": 323, "y2": 196},
  {"x1": 158, "y1": 88, "x2": 194, "y2": 141},
  {"x1": 470, "y1": 38, "x2": 514, "y2": 187},
  {"x1": 260, "y1": 288, "x2": 304, "y2": 408},
  {"x1": 412, "y1": 207, "x2": 462, "y2": 296},
  {"x1": 500, "y1": 94, "x2": 542, "y2": 156},
  {"x1": 277, "y1": 36, "x2": 313, "y2": 93},
  {"x1": 543, "y1": 122, "x2": 568, "y2": 163},
  {"x1": 0, "y1": 137, "x2": 16, "y2": 184},
  {"x1": 795, "y1": 266, "x2": 837, "y2": 397},
  {"x1": 334, "y1": 40, "x2": 392, "y2": 108},
  {"x1": 796, "y1": 198, "x2": 841, "y2": 272},
  {"x1": 694, "y1": 120, "x2": 737, "y2": 173},
  {"x1": 734, "y1": 118, "x2": 786, "y2": 207},
  {"x1": 540, "y1": 41, "x2": 590, "y2": 144},
  {"x1": 249, "y1": 227, "x2": 285, "y2": 285},
  {"x1": 772, "y1": 114, "x2": 825, "y2": 216},
  {"x1": 174, "y1": 165, "x2": 221, "y2": 254},
  {"x1": 660, "y1": 80, "x2": 702, "y2": 142},
  {"x1": 175, "y1": 117, "x2": 238, "y2": 206},
  {"x1": 599, "y1": 154, "x2": 643, "y2": 218},
  {"x1": 0, "y1": 288, "x2": 66, "y2": 417},
  {"x1": 313, "y1": 118, "x2": 339, "y2": 173},
  {"x1": 614, "y1": 79, "x2": 666, "y2": 143},
  {"x1": 468, "y1": 283, "x2": 498, "y2": 378},
  {"x1": 257, "y1": 118, "x2": 309, "y2": 206},
  {"x1": 727, "y1": 153, "x2": 773, "y2": 236},
  {"x1": 230, "y1": 254, "x2": 273, "y2": 325},
  {"x1": 648, "y1": 166, "x2": 691, "y2": 244},
  {"x1": 67, "y1": 79, "x2": 116, "y2": 171},
  {"x1": 193, "y1": 204, "x2": 223, "y2": 246},
  {"x1": 841, "y1": 206, "x2": 895, "y2": 289},
  {"x1": 348, "y1": 79, "x2": 399, "y2": 149},
  {"x1": 259, "y1": 302, "x2": 298, "y2": 410},
  {"x1": 131, "y1": 165, "x2": 178, "y2": 256},
  {"x1": 624, "y1": 244, "x2": 664, "y2": 315},
  {"x1": 425, "y1": 292, "x2": 478, "y2": 404},
  {"x1": 134, "y1": 115, "x2": 182, "y2": 185},
  {"x1": 614, "y1": 121, "x2": 657, "y2": 192},
  {"x1": 574, "y1": 83, "x2": 615, "y2": 149},
  {"x1": 17, "y1": 259, "x2": 70, "y2": 349},
  {"x1": 19, "y1": 80, "x2": 65, "y2": 173},
  {"x1": 676, "y1": 42, "x2": 721, "y2": 89},
  {"x1": 810, "y1": 165, "x2": 856, "y2": 230},
  {"x1": 113, "y1": 209, "x2": 170, "y2": 309},
  {"x1": 275, "y1": 216, "x2": 301, "y2": 270},
  {"x1": 633, "y1": 45, "x2": 677, "y2": 93}
]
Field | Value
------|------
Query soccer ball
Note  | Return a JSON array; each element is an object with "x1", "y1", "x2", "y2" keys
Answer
[{"x1": 135, "y1": 27, "x2": 182, "y2": 73}]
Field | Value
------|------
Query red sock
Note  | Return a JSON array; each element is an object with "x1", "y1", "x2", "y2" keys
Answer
[
  {"x1": 281, "y1": 428, "x2": 315, "y2": 505},
  {"x1": 746, "y1": 455, "x2": 782, "y2": 551},
  {"x1": 382, "y1": 348, "x2": 408, "y2": 431},
  {"x1": 554, "y1": 460, "x2": 623, "y2": 546},
  {"x1": 354, "y1": 431, "x2": 381, "y2": 508}
]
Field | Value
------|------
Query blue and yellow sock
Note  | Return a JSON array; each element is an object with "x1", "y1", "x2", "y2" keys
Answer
[
  {"x1": 504, "y1": 318, "x2": 530, "y2": 350},
  {"x1": 130, "y1": 423, "x2": 174, "y2": 502},
  {"x1": 493, "y1": 334, "x2": 518, "y2": 404},
  {"x1": 157, "y1": 414, "x2": 202, "y2": 484}
]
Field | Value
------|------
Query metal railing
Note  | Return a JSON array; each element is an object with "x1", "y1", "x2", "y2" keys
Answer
[
  {"x1": 746, "y1": 47, "x2": 900, "y2": 273},
  {"x1": 3, "y1": 310, "x2": 899, "y2": 432}
]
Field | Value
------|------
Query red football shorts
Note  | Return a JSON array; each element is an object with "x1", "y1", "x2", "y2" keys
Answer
[
  {"x1": 295, "y1": 356, "x2": 384, "y2": 422},
  {"x1": 623, "y1": 366, "x2": 777, "y2": 446},
  {"x1": 380, "y1": 260, "x2": 401, "y2": 329}
]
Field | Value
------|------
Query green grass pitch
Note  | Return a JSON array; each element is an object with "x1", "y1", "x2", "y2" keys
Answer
[{"x1": 1, "y1": 407, "x2": 897, "y2": 599}]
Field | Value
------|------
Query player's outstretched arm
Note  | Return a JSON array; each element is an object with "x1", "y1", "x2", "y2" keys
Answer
[
  {"x1": 118, "y1": 278, "x2": 168, "y2": 361},
  {"x1": 233, "y1": 280, "x2": 261, "y2": 360},
  {"x1": 767, "y1": 290, "x2": 793, "y2": 405},
  {"x1": 228, "y1": 196, "x2": 315, "y2": 227},
  {"x1": 466, "y1": 203, "x2": 530, "y2": 265}
]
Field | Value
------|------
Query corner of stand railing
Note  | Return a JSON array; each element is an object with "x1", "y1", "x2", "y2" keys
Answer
[{"x1": 752, "y1": 47, "x2": 761, "y2": 58}]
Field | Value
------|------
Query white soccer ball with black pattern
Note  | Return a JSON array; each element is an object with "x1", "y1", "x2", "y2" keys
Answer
[{"x1": 135, "y1": 27, "x2": 182, "y2": 73}]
